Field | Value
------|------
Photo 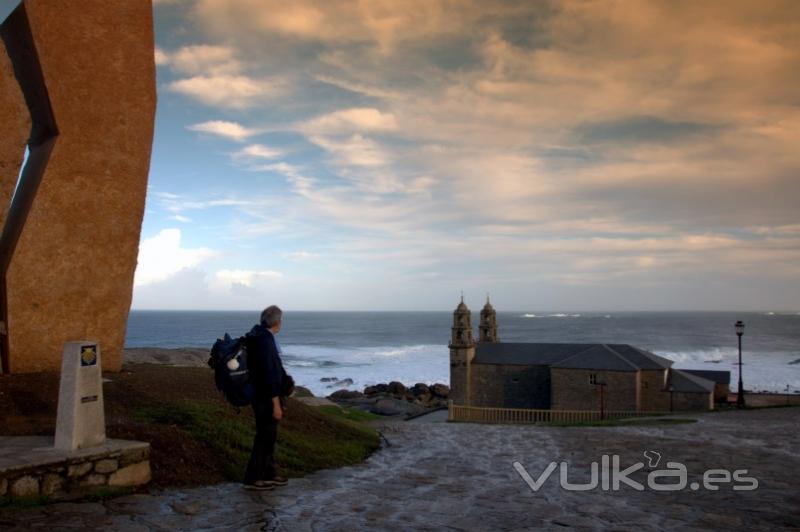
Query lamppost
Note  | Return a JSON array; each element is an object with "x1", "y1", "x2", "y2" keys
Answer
[{"x1": 735, "y1": 320, "x2": 745, "y2": 409}]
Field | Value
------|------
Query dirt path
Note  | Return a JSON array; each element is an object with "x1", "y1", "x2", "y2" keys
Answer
[{"x1": 2, "y1": 408, "x2": 798, "y2": 530}]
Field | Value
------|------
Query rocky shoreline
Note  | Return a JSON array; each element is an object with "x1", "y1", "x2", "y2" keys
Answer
[
  {"x1": 124, "y1": 349, "x2": 450, "y2": 416},
  {"x1": 324, "y1": 381, "x2": 450, "y2": 418}
]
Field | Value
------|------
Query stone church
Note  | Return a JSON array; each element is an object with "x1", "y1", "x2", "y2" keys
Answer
[{"x1": 449, "y1": 298, "x2": 726, "y2": 412}]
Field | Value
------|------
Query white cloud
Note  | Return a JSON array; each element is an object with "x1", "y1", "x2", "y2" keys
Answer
[
  {"x1": 249, "y1": 162, "x2": 302, "y2": 176},
  {"x1": 309, "y1": 134, "x2": 390, "y2": 167},
  {"x1": 134, "y1": 229, "x2": 218, "y2": 286},
  {"x1": 233, "y1": 144, "x2": 282, "y2": 160},
  {"x1": 302, "y1": 108, "x2": 398, "y2": 134},
  {"x1": 284, "y1": 251, "x2": 317, "y2": 261},
  {"x1": 154, "y1": 47, "x2": 170, "y2": 66},
  {"x1": 170, "y1": 214, "x2": 192, "y2": 223},
  {"x1": 156, "y1": 193, "x2": 255, "y2": 214},
  {"x1": 187, "y1": 120, "x2": 259, "y2": 141},
  {"x1": 213, "y1": 269, "x2": 283, "y2": 288},
  {"x1": 169, "y1": 44, "x2": 241, "y2": 75},
  {"x1": 168, "y1": 75, "x2": 275, "y2": 108}
]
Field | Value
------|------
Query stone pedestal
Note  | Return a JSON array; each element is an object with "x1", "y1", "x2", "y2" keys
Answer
[{"x1": 54, "y1": 341, "x2": 106, "y2": 451}]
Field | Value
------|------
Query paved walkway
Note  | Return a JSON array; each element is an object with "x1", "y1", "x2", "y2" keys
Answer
[{"x1": 1, "y1": 408, "x2": 798, "y2": 530}]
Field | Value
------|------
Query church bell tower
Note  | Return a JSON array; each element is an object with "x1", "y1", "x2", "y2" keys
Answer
[
  {"x1": 479, "y1": 295, "x2": 499, "y2": 343},
  {"x1": 449, "y1": 294, "x2": 475, "y2": 406}
]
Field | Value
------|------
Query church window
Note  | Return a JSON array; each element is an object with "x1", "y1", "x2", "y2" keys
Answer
[{"x1": 589, "y1": 373, "x2": 597, "y2": 384}]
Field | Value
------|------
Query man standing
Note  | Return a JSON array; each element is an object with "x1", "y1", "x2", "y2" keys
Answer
[{"x1": 243, "y1": 305, "x2": 289, "y2": 490}]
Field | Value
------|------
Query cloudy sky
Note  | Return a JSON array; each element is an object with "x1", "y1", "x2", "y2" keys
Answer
[{"x1": 73, "y1": 1, "x2": 800, "y2": 310}]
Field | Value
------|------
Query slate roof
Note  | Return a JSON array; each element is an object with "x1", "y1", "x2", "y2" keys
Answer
[
  {"x1": 474, "y1": 342, "x2": 674, "y2": 372},
  {"x1": 552, "y1": 345, "x2": 640, "y2": 371},
  {"x1": 681, "y1": 369, "x2": 731, "y2": 385},
  {"x1": 474, "y1": 343, "x2": 596, "y2": 366},
  {"x1": 669, "y1": 369, "x2": 716, "y2": 393},
  {"x1": 606, "y1": 344, "x2": 673, "y2": 370}
]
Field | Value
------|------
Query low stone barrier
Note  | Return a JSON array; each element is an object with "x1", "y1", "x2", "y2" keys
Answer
[{"x1": 0, "y1": 437, "x2": 150, "y2": 500}]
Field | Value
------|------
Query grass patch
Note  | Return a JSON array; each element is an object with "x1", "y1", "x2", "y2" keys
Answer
[
  {"x1": 548, "y1": 417, "x2": 697, "y2": 428},
  {"x1": 135, "y1": 399, "x2": 380, "y2": 481},
  {"x1": 316, "y1": 405, "x2": 383, "y2": 423},
  {"x1": 135, "y1": 401, "x2": 253, "y2": 480}
]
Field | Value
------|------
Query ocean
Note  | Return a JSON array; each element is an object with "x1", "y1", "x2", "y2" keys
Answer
[{"x1": 125, "y1": 310, "x2": 800, "y2": 397}]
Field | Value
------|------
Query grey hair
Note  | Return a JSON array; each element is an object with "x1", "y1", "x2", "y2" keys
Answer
[{"x1": 260, "y1": 305, "x2": 283, "y2": 328}]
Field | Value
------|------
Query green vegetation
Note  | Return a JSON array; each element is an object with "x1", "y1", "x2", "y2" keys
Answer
[
  {"x1": 317, "y1": 405, "x2": 383, "y2": 423},
  {"x1": 548, "y1": 417, "x2": 697, "y2": 428},
  {"x1": 135, "y1": 399, "x2": 381, "y2": 481}
]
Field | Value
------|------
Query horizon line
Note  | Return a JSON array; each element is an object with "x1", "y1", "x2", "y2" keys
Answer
[{"x1": 128, "y1": 308, "x2": 797, "y2": 314}]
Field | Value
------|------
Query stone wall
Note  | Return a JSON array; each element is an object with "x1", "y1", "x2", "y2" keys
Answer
[
  {"x1": 638, "y1": 369, "x2": 670, "y2": 412},
  {"x1": 670, "y1": 391, "x2": 712, "y2": 412},
  {"x1": 713, "y1": 383, "x2": 730, "y2": 403},
  {"x1": 0, "y1": 442, "x2": 150, "y2": 501},
  {"x1": 551, "y1": 368, "x2": 638, "y2": 411},
  {"x1": 469, "y1": 363, "x2": 551, "y2": 409}
]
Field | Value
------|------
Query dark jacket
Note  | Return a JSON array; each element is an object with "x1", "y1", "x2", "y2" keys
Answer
[{"x1": 245, "y1": 324, "x2": 286, "y2": 403}]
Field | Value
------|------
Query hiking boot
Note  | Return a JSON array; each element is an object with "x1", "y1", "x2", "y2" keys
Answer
[
  {"x1": 243, "y1": 480, "x2": 274, "y2": 491},
  {"x1": 262, "y1": 476, "x2": 288, "y2": 487}
]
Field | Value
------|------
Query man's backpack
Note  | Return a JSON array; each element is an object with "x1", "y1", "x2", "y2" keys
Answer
[{"x1": 208, "y1": 333, "x2": 254, "y2": 407}]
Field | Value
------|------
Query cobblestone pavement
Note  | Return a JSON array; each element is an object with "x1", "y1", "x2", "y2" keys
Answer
[{"x1": 1, "y1": 408, "x2": 798, "y2": 531}]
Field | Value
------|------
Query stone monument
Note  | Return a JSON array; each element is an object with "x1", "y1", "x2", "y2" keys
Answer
[
  {"x1": 0, "y1": 1, "x2": 156, "y2": 374},
  {"x1": 54, "y1": 341, "x2": 106, "y2": 451}
]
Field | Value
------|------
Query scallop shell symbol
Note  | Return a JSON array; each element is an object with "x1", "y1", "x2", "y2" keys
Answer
[{"x1": 81, "y1": 347, "x2": 96, "y2": 365}]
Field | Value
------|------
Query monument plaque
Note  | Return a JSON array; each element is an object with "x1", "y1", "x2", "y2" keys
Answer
[{"x1": 54, "y1": 341, "x2": 106, "y2": 450}]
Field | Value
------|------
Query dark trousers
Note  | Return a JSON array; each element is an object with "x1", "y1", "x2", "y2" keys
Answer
[{"x1": 244, "y1": 399, "x2": 278, "y2": 483}]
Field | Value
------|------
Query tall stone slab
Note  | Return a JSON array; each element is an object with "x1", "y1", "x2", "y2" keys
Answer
[
  {"x1": 0, "y1": 35, "x2": 30, "y2": 229},
  {"x1": 1, "y1": 1, "x2": 156, "y2": 373}
]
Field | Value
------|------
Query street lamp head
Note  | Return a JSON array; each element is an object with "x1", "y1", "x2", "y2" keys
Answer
[{"x1": 735, "y1": 320, "x2": 745, "y2": 336}]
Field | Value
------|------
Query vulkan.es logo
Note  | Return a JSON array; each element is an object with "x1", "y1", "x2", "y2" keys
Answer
[{"x1": 513, "y1": 451, "x2": 759, "y2": 492}]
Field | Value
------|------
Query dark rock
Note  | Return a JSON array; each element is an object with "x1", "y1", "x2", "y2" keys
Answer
[
  {"x1": 430, "y1": 383, "x2": 449, "y2": 398},
  {"x1": 387, "y1": 381, "x2": 406, "y2": 395},
  {"x1": 327, "y1": 378, "x2": 354, "y2": 388},
  {"x1": 329, "y1": 389, "x2": 363, "y2": 400},
  {"x1": 292, "y1": 386, "x2": 314, "y2": 398},
  {"x1": 364, "y1": 383, "x2": 389, "y2": 395},
  {"x1": 411, "y1": 383, "x2": 430, "y2": 396},
  {"x1": 789, "y1": 358, "x2": 800, "y2": 365},
  {"x1": 369, "y1": 397, "x2": 425, "y2": 417},
  {"x1": 320, "y1": 377, "x2": 337, "y2": 382}
]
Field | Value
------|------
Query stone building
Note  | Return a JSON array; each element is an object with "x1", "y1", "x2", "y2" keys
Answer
[{"x1": 449, "y1": 299, "x2": 722, "y2": 412}]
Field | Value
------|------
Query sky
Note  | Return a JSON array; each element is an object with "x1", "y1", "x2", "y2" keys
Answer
[{"x1": 5, "y1": 1, "x2": 800, "y2": 311}]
